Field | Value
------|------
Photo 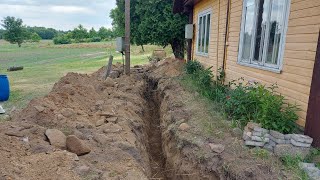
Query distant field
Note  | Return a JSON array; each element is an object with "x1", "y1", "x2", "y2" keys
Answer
[{"x1": 0, "y1": 40, "x2": 172, "y2": 110}]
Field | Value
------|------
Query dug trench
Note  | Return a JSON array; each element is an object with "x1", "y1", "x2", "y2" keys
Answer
[{"x1": 0, "y1": 58, "x2": 289, "y2": 180}]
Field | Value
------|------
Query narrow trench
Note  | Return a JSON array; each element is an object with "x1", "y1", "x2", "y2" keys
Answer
[{"x1": 144, "y1": 77, "x2": 167, "y2": 180}]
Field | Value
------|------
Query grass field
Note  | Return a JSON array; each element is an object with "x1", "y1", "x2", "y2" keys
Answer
[{"x1": 0, "y1": 40, "x2": 172, "y2": 111}]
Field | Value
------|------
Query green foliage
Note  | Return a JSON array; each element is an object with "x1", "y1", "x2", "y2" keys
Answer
[
  {"x1": 28, "y1": 32, "x2": 42, "y2": 43},
  {"x1": 110, "y1": 0, "x2": 188, "y2": 59},
  {"x1": 53, "y1": 34, "x2": 72, "y2": 44},
  {"x1": 305, "y1": 148, "x2": 320, "y2": 168},
  {"x1": 89, "y1": 28, "x2": 97, "y2": 38},
  {"x1": 280, "y1": 155, "x2": 308, "y2": 180},
  {"x1": 1, "y1": 16, "x2": 28, "y2": 47},
  {"x1": 71, "y1": 24, "x2": 89, "y2": 40},
  {"x1": 26, "y1": 26, "x2": 60, "y2": 39},
  {"x1": 98, "y1": 27, "x2": 115, "y2": 40},
  {"x1": 183, "y1": 60, "x2": 299, "y2": 134}
]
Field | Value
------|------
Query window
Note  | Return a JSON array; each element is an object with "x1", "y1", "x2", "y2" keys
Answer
[
  {"x1": 197, "y1": 9, "x2": 211, "y2": 55},
  {"x1": 238, "y1": 0, "x2": 290, "y2": 72}
]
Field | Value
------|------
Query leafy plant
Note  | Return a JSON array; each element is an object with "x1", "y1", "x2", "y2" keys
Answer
[{"x1": 185, "y1": 60, "x2": 203, "y2": 75}]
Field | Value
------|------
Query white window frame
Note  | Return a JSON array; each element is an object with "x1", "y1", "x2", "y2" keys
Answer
[
  {"x1": 196, "y1": 9, "x2": 212, "y2": 56},
  {"x1": 237, "y1": 0, "x2": 291, "y2": 73}
]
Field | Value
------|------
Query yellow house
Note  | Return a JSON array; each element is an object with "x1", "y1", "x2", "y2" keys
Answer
[{"x1": 173, "y1": 0, "x2": 320, "y2": 146}]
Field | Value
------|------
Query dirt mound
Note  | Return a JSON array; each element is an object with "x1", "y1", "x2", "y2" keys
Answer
[{"x1": 0, "y1": 58, "x2": 287, "y2": 180}]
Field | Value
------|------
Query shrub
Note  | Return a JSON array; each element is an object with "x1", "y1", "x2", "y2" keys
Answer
[
  {"x1": 53, "y1": 34, "x2": 71, "y2": 44},
  {"x1": 91, "y1": 37, "x2": 102, "y2": 42},
  {"x1": 183, "y1": 60, "x2": 299, "y2": 134}
]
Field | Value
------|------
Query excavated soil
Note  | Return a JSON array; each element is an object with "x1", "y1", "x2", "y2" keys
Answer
[{"x1": 0, "y1": 58, "x2": 288, "y2": 180}]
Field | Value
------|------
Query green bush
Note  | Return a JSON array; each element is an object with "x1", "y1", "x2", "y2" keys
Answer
[
  {"x1": 184, "y1": 60, "x2": 299, "y2": 134},
  {"x1": 53, "y1": 35, "x2": 71, "y2": 44}
]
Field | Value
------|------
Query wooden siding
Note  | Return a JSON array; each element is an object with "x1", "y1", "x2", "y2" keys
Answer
[{"x1": 192, "y1": 0, "x2": 320, "y2": 127}]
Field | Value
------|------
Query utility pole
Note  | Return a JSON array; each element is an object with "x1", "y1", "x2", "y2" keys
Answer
[{"x1": 125, "y1": 0, "x2": 131, "y2": 75}]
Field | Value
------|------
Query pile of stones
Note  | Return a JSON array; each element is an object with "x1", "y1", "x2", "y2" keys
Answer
[
  {"x1": 300, "y1": 163, "x2": 320, "y2": 180},
  {"x1": 243, "y1": 123, "x2": 313, "y2": 157}
]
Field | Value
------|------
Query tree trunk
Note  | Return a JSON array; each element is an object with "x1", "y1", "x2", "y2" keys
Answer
[
  {"x1": 141, "y1": 45, "x2": 145, "y2": 52},
  {"x1": 170, "y1": 38, "x2": 185, "y2": 60}
]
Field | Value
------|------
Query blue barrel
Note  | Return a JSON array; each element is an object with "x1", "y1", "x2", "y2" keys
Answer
[{"x1": 0, "y1": 75, "x2": 10, "y2": 102}]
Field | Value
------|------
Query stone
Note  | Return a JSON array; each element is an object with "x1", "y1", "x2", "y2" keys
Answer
[
  {"x1": 270, "y1": 136, "x2": 286, "y2": 144},
  {"x1": 95, "y1": 100, "x2": 104, "y2": 106},
  {"x1": 231, "y1": 128, "x2": 243, "y2": 138},
  {"x1": 109, "y1": 71, "x2": 120, "y2": 79},
  {"x1": 66, "y1": 135, "x2": 91, "y2": 156},
  {"x1": 106, "y1": 117, "x2": 118, "y2": 123},
  {"x1": 76, "y1": 165, "x2": 90, "y2": 175},
  {"x1": 252, "y1": 131, "x2": 270, "y2": 138},
  {"x1": 269, "y1": 139, "x2": 276, "y2": 147},
  {"x1": 245, "y1": 140, "x2": 265, "y2": 147},
  {"x1": 45, "y1": 129, "x2": 67, "y2": 149},
  {"x1": 34, "y1": 106, "x2": 45, "y2": 112},
  {"x1": 105, "y1": 77, "x2": 115, "y2": 87},
  {"x1": 61, "y1": 108, "x2": 75, "y2": 118},
  {"x1": 57, "y1": 114, "x2": 64, "y2": 121},
  {"x1": 274, "y1": 144, "x2": 310, "y2": 158},
  {"x1": 300, "y1": 163, "x2": 320, "y2": 180},
  {"x1": 103, "y1": 123, "x2": 123, "y2": 133},
  {"x1": 243, "y1": 131, "x2": 252, "y2": 141},
  {"x1": 5, "y1": 130, "x2": 24, "y2": 137},
  {"x1": 285, "y1": 134, "x2": 293, "y2": 140},
  {"x1": 270, "y1": 130, "x2": 285, "y2": 140},
  {"x1": 208, "y1": 143, "x2": 225, "y2": 153},
  {"x1": 291, "y1": 139, "x2": 312, "y2": 148},
  {"x1": 263, "y1": 144, "x2": 274, "y2": 152},
  {"x1": 253, "y1": 127, "x2": 269, "y2": 133},
  {"x1": 178, "y1": 123, "x2": 191, "y2": 131},
  {"x1": 292, "y1": 134, "x2": 313, "y2": 144},
  {"x1": 247, "y1": 122, "x2": 260, "y2": 130},
  {"x1": 251, "y1": 136, "x2": 270, "y2": 143},
  {"x1": 95, "y1": 118, "x2": 105, "y2": 127}
]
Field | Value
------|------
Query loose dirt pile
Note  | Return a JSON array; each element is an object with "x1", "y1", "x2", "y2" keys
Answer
[{"x1": 0, "y1": 58, "x2": 289, "y2": 180}]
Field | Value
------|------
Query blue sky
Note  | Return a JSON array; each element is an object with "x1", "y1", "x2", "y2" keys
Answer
[{"x1": 0, "y1": 0, "x2": 116, "y2": 31}]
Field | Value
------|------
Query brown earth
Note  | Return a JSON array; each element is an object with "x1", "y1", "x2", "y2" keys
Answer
[{"x1": 0, "y1": 58, "x2": 291, "y2": 180}]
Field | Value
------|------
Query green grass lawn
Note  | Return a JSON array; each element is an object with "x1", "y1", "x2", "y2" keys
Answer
[{"x1": 0, "y1": 40, "x2": 172, "y2": 110}]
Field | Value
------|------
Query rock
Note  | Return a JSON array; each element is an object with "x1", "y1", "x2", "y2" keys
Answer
[
  {"x1": 245, "y1": 140, "x2": 265, "y2": 147},
  {"x1": 243, "y1": 131, "x2": 252, "y2": 141},
  {"x1": 45, "y1": 129, "x2": 66, "y2": 149},
  {"x1": 263, "y1": 144, "x2": 274, "y2": 152},
  {"x1": 103, "y1": 123, "x2": 123, "y2": 133},
  {"x1": 57, "y1": 114, "x2": 64, "y2": 121},
  {"x1": 34, "y1": 105, "x2": 45, "y2": 112},
  {"x1": 61, "y1": 108, "x2": 75, "y2": 118},
  {"x1": 247, "y1": 122, "x2": 260, "y2": 130},
  {"x1": 5, "y1": 130, "x2": 24, "y2": 137},
  {"x1": 274, "y1": 144, "x2": 310, "y2": 158},
  {"x1": 285, "y1": 134, "x2": 293, "y2": 140},
  {"x1": 300, "y1": 163, "x2": 320, "y2": 180},
  {"x1": 292, "y1": 134, "x2": 313, "y2": 144},
  {"x1": 270, "y1": 136, "x2": 286, "y2": 144},
  {"x1": 270, "y1": 130, "x2": 285, "y2": 140},
  {"x1": 105, "y1": 77, "x2": 115, "y2": 87},
  {"x1": 251, "y1": 136, "x2": 270, "y2": 143},
  {"x1": 66, "y1": 135, "x2": 91, "y2": 156},
  {"x1": 252, "y1": 131, "x2": 270, "y2": 138},
  {"x1": 95, "y1": 118, "x2": 105, "y2": 127},
  {"x1": 291, "y1": 139, "x2": 312, "y2": 148},
  {"x1": 76, "y1": 165, "x2": 90, "y2": 175},
  {"x1": 231, "y1": 128, "x2": 243, "y2": 138},
  {"x1": 109, "y1": 71, "x2": 120, "y2": 79},
  {"x1": 106, "y1": 117, "x2": 118, "y2": 123},
  {"x1": 0, "y1": 115, "x2": 11, "y2": 121},
  {"x1": 253, "y1": 127, "x2": 269, "y2": 133},
  {"x1": 208, "y1": 143, "x2": 225, "y2": 153},
  {"x1": 95, "y1": 100, "x2": 104, "y2": 106},
  {"x1": 178, "y1": 123, "x2": 191, "y2": 131}
]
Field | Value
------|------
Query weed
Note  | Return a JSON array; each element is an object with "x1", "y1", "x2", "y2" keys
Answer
[
  {"x1": 251, "y1": 148, "x2": 270, "y2": 160},
  {"x1": 281, "y1": 155, "x2": 309, "y2": 180},
  {"x1": 305, "y1": 148, "x2": 320, "y2": 168}
]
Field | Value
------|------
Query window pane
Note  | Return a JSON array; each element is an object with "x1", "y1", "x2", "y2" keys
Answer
[
  {"x1": 253, "y1": 0, "x2": 269, "y2": 62},
  {"x1": 205, "y1": 14, "x2": 211, "y2": 53},
  {"x1": 198, "y1": 16, "x2": 203, "y2": 52},
  {"x1": 265, "y1": 0, "x2": 285, "y2": 65},
  {"x1": 201, "y1": 15, "x2": 206, "y2": 53},
  {"x1": 241, "y1": 0, "x2": 255, "y2": 61}
]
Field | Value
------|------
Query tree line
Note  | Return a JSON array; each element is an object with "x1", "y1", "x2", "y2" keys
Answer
[{"x1": 0, "y1": 16, "x2": 116, "y2": 47}]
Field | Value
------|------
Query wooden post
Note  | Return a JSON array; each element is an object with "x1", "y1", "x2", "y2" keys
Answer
[
  {"x1": 187, "y1": 8, "x2": 193, "y2": 62},
  {"x1": 125, "y1": 0, "x2": 131, "y2": 75},
  {"x1": 105, "y1": 55, "x2": 113, "y2": 79},
  {"x1": 305, "y1": 31, "x2": 320, "y2": 147}
]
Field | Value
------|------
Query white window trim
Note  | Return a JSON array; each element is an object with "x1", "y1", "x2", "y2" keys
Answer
[
  {"x1": 196, "y1": 9, "x2": 212, "y2": 57},
  {"x1": 237, "y1": 0, "x2": 291, "y2": 74}
]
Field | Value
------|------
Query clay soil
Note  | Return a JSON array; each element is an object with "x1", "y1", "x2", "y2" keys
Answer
[{"x1": 0, "y1": 58, "x2": 290, "y2": 180}]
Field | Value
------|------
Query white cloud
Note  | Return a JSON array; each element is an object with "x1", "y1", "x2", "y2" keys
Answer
[{"x1": 50, "y1": 6, "x2": 94, "y2": 14}]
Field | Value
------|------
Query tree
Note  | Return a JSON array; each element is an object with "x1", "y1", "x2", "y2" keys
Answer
[
  {"x1": 26, "y1": 26, "x2": 58, "y2": 39},
  {"x1": 71, "y1": 24, "x2": 89, "y2": 40},
  {"x1": 110, "y1": 0, "x2": 188, "y2": 59},
  {"x1": 0, "y1": 29, "x2": 4, "y2": 39},
  {"x1": 98, "y1": 27, "x2": 114, "y2": 40},
  {"x1": 1, "y1": 16, "x2": 28, "y2": 47},
  {"x1": 29, "y1": 32, "x2": 42, "y2": 42},
  {"x1": 89, "y1": 28, "x2": 97, "y2": 38}
]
